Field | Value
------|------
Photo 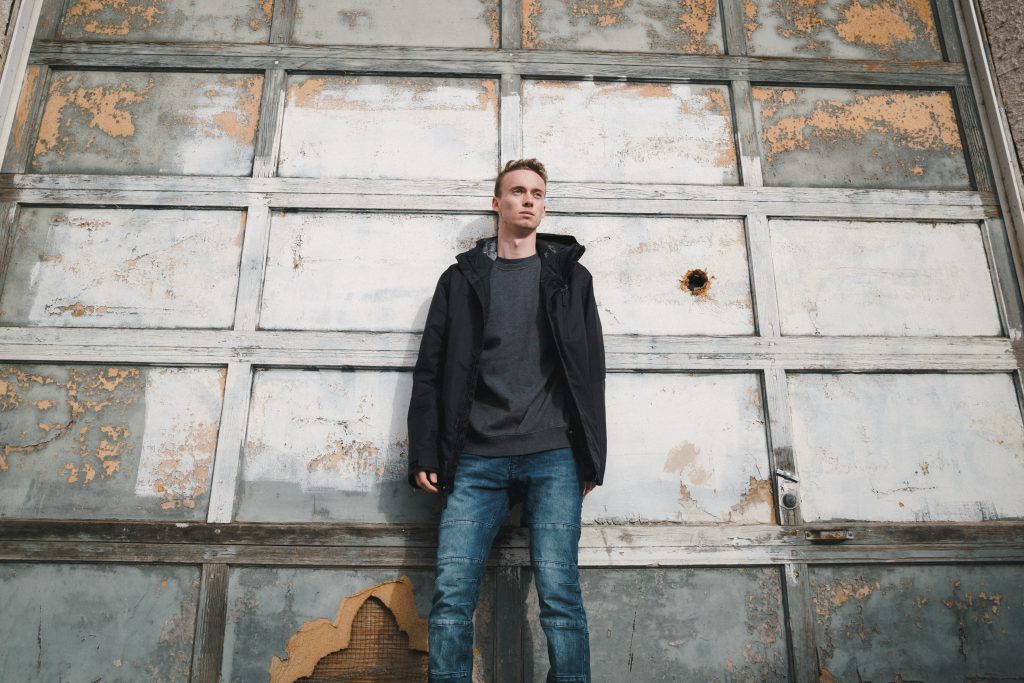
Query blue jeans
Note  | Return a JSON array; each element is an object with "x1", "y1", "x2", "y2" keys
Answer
[{"x1": 428, "y1": 448, "x2": 590, "y2": 683}]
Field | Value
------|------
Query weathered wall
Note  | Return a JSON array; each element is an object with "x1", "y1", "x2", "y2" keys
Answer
[
  {"x1": 0, "y1": 0, "x2": 16, "y2": 70},
  {"x1": 978, "y1": 0, "x2": 1024, "y2": 184}
]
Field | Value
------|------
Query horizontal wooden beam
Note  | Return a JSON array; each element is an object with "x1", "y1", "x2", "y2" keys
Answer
[
  {"x1": 0, "y1": 328, "x2": 1017, "y2": 371},
  {"x1": 0, "y1": 174, "x2": 999, "y2": 220},
  {"x1": 27, "y1": 42, "x2": 970, "y2": 87},
  {"x1": 1, "y1": 520, "x2": 1022, "y2": 567}
]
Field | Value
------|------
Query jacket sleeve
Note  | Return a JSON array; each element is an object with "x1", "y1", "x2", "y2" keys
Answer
[
  {"x1": 407, "y1": 268, "x2": 450, "y2": 488},
  {"x1": 582, "y1": 269, "x2": 608, "y2": 485}
]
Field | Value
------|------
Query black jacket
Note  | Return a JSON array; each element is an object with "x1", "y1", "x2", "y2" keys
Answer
[{"x1": 407, "y1": 234, "x2": 607, "y2": 492}]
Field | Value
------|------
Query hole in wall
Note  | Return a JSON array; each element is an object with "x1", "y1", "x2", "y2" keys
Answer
[{"x1": 681, "y1": 268, "x2": 713, "y2": 296}]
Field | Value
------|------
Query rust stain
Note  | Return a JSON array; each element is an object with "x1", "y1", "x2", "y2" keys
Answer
[
  {"x1": 211, "y1": 76, "x2": 263, "y2": 145},
  {"x1": 34, "y1": 75, "x2": 155, "y2": 159},
  {"x1": 819, "y1": 667, "x2": 839, "y2": 683},
  {"x1": 44, "y1": 302, "x2": 111, "y2": 317},
  {"x1": 664, "y1": 441, "x2": 699, "y2": 470},
  {"x1": 8, "y1": 66, "x2": 41, "y2": 161},
  {"x1": 944, "y1": 587, "x2": 1006, "y2": 625},
  {"x1": 919, "y1": 461, "x2": 929, "y2": 475},
  {"x1": 259, "y1": 0, "x2": 273, "y2": 21},
  {"x1": 153, "y1": 421, "x2": 217, "y2": 510},
  {"x1": 675, "y1": 0, "x2": 720, "y2": 54},
  {"x1": 64, "y1": 0, "x2": 166, "y2": 37},
  {"x1": 680, "y1": 268, "x2": 714, "y2": 297},
  {"x1": 270, "y1": 577, "x2": 427, "y2": 683},
  {"x1": 757, "y1": 90, "x2": 962, "y2": 164},
  {"x1": 741, "y1": 569, "x2": 786, "y2": 676},
  {"x1": 704, "y1": 87, "x2": 729, "y2": 117},
  {"x1": 339, "y1": 9, "x2": 366, "y2": 28},
  {"x1": 522, "y1": 0, "x2": 541, "y2": 48},
  {"x1": 288, "y1": 77, "x2": 326, "y2": 108},
  {"x1": 728, "y1": 477, "x2": 777, "y2": 523}
]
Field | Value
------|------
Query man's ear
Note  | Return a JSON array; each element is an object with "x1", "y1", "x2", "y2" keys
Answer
[{"x1": 491, "y1": 195, "x2": 499, "y2": 212}]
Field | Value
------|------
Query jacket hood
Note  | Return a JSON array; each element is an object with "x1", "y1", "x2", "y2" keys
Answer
[{"x1": 456, "y1": 233, "x2": 585, "y2": 285}]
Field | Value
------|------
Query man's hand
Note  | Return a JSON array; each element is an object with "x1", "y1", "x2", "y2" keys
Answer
[
  {"x1": 415, "y1": 470, "x2": 439, "y2": 494},
  {"x1": 582, "y1": 481, "x2": 596, "y2": 497}
]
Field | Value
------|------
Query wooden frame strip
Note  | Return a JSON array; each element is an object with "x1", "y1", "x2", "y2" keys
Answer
[
  {"x1": 206, "y1": 361, "x2": 254, "y2": 524},
  {"x1": 499, "y1": 72, "x2": 523, "y2": 164},
  {"x1": 719, "y1": 0, "x2": 748, "y2": 56},
  {"x1": 781, "y1": 563, "x2": 818, "y2": 683},
  {"x1": 232, "y1": 204, "x2": 273, "y2": 331},
  {"x1": 190, "y1": 563, "x2": 229, "y2": 683},
  {"x1": 268, "y1": 0, "x2": 296, "y2": 45},
  {"x1": 982, "y1": 218, "x2": 1024, "y2": 339},
  {"x1": 251, "y1": 68, "x2": 288, "y2": 178},
  {"x1": 0, "y1": 0, "x2": 43, "y2": 171}
]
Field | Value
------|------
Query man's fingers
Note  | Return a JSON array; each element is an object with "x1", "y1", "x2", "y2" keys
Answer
[
  {"x1": 581, "y1": 481, "x2": 596, "y2": 497},
  {"x1": 416, "y1": 470, "x2": 439, "y2": 494}
]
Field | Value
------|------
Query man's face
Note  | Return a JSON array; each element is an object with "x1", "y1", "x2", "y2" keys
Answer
[{"x1": 492, "y1": 169, "x2": 547, "y2": 232}]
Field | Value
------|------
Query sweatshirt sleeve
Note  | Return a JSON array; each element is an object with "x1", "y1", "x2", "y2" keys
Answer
[
  {"x1": 406, "y1": 268, "x2": 450, "y2": 487},
  {"x1": 582, "y1": 270, "x2": 608, "y2": 485}
]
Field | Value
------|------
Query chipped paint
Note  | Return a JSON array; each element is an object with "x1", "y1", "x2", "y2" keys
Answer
[
  {"x1": 523, "y1": 81, "x2": 738, "y2": 184},
  {"x1": 0, "y1": 364, "x2": 224, "y2": 519},
  {"x1": 745, "y1": 0, "x2": 941, "y2": 59},
  {"x1": 61, "y1": 0, "x2": 272, "y2": 42},
  {"x1": 522, "y1": 0, "x2": 723, "y2": 53},
  {"x1": 0, "y1": 207, "x2": 245, "y2": 328},
  {"x1": 279, "y1": 75, "x2": 498, "y2": 179},
  {"x1": 4, "y1": 65, "x2": 41, "y2": 168},
  {"x1": 178, "y1": 75, "x2": 263, "y2": 146},
  {"x1": 753, "y1": 87, "x2": 971, "y2": 189},
  {"x1": 34, "y1": 74, "x2": 154, "y2": 158}
]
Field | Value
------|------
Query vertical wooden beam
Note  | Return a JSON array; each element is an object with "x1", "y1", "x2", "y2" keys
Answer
[
  {"x1": 730, "y1": 80, "x2": 764, "y2": 189},
  {"x1": 0, "y1": 0, "x2": 43, "y2": 171},
  {"x1": 251, "y1": 68, "x2": 288, "y2": 179},
  {"x1": 207, "y1": 361, "x2": 254, "y2": 524},
  {"x1": 955, "y1": 83, "x2": 995, "y2": 193},
  {"x1": 719, "y1": 0, "x2": 748, "y2": 56},
  {"x1": 764, "y1": 367, "x2": 800, "y2": 527},
  {"x1": 1, "y1": 63, "x2": 46, "y2": 173},
  {"x1": 0, "y1": 202, "x2": 19, "y2": 304},
  {"x1": 500, "y1": 73, "x2": 523, "y2": 165},
  {"x1": 190, "y1": 563, "x2": 230, "y2": 683},
  {"x1": 268, "y1": 0, "x2": 296, "y2": 44},
  {"x1": 31, "y1": 0, "x2": 64, "y2": 41},
  {"x1": 982, "y1": 218, "x2": 1024, "y2": 340},
  {"x1": 233, "y1": 203, "x2": 273, "y2": 331},
  {"x1": 501, "y1": 0, "x2": 522, "y2": 50},
  {"x1": 933, "y1": 0, "x2": 965, "y2": 63},
  {"x1": 781, "y1": 563, "x2": 819, "y2": 683},
  {"x1": 493, "y1": 565, "x2": 525, "y2": 682}
]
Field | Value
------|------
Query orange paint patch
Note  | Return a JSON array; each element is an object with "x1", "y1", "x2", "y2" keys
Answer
[
  {"x1": 836, "y1": 1, "x2": 916, "y2": 49},
  {"x1": 675, "y1": 0, "x2": 719, "y2": 54},
  {"x1": 743, "y1": 0, "x2": 758, "y2": 43},
  {"x1": 522, "y1": 0, "x2": 541, "y2": 48},
  {"x1": 484, "y1": 0, "x2": 500, "y2": 47},
  {"x1": 8, "y1": 66, "x2": 42, "y2": 164},
  {"x1": 727, "y1": 476, "x2": 777, "y2": 523},
  {"x1": 758, "y1": 90, "x2": 962, "y2": 164},
  {"x1": 34, "y1": 75, "x2": 155, "y2": 159},
  {"x1": 64, "y1": 0, "x2": 166, "y2": 37},
  {"x1": 153, "y1": 421, "x2": 218, "y2": 510},
  {"x1": 44, "y1": 302, "x2": 111, "y2": 317}
]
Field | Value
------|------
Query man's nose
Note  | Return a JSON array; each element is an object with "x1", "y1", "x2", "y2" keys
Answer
[{"x1": 523, "y1": 195, "x2": 533, "y2": 205}]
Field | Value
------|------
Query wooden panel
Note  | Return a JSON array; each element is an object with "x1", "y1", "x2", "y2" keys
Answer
[
  {"x1": 790, "y1": 373, "x2": 1024, "y2": 522},
  {"x1": 0, "y1": 207, "x2": 244, "y2": 329},
  {"x1": 591, "y1": 373, "x2": 773, "y2": 524},
  {"x1": 222, "y1": 568, "x2": 494, "y2": 682},
  {"x1": 522, "y1": 80, "x2": 739, "y2": 184},
  {"x1": 58, "y1": 0, "x2": 273, "y2": 43},
  {"x1": 524, "y1": 567, "x2": 787, "y2": 681},
  {"x1": 2, "y1": 64, "x2": 45, "y2": 173},
  {"x1": 237, "y1": 369, "x2": 433, "y2": 523},
  {"x1": 0, "y1": 364, "x2": 225, "y2": 519},
  {"x1": 770, "y1": 219, "x2": 1002, "y2": 337},
  {"x1": 743, "y1": 0, "x2": 942, "y2": 61},
  {"x1": 752, "y1": 86, "x2": 972, "y2": 189},
  {"x1": 809, "y1": 564, "x2": 1024, "y2": 680},
  {"x1": 0, "y1": 563, "x2": 201, "y2": 682},
  {"x1": 277, "y1": 75, "x2": 499, "y2": 180},
  {"x1": 542, "y1": 215, "x2": 754, "y2": 335},
  {"x1": 30, "y1": 70, "x2": 263, "y2": 176},
  {"x1": 259, "y1": 211, "x2": 493, "y2": 332},
  {"x1": 521, "y1": 0, "x2": 724, "y2": 54},
  {"x1": 293, "y1": 0, "x2": 499, "y2": 47}
]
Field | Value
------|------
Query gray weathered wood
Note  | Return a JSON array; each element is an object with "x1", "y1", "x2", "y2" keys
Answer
[
  {"x1": 764, "y1": 368, "x2": 799, "y2": 526},
  {"x1": 500, "y1": 73, "x2": 523, "y2": 163},
  {"x1": 32, "y1": 0, "x2": 66, "y2": 41},
  {"x1": 233, "y1": 204, "x2": 272, "y2": 331},
  {"x1": 983, "y1": 218, "x2": 1024, "y2": 338},
  {"x1": 0, "y1": 328, "x2": 1018, "y2": 370},
  {"x1": 251, "y1": 68, "x2": 287, "y2": 178},
  {"x1": 745, "y1": 215, "x2": 778, "y2": 335},
  {"x1": 782, "y1": 563, "x2": 818, "y2": 683},
  {"x1": 0, "y1": 0, "x2": 45, "y2": 172},
  {"x1": 956, "y1": 83, "x2": 995, "y2": 192},
  {"x1": 935, "y1": 0, "x2": 966, "y2": 63},
  {"x1": 25, "y1": 41, "x2": 970, "y2": 86},
  {"x1": 1, "y1": 64, "x2": 46, "y2": 173},
  {"x1": 501, "y1": 0, "x2": 520, "y2": 50},
  {"x1": 190, "y1": 563, "x2": 229, "y2": 683},
  {"x1": 269, "y1": 0, "x2": 296, "y2": 44},
  {"x1": 719, "y1": 0, "x2": 748, "y2": 56},
  {"x1": 0, "y1": 203, "x2": 18, "y2": 307},
  {"x1": 730, "y1": 80, "x2": 764, "y2": 186},
  {"x1": 206, "y1": 362, "x2": 253, "y2": 524}
]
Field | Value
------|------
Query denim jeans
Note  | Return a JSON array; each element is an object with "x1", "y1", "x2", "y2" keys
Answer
[{"x1": 428, "y1": 448, "x2": 590, "y2": 683}]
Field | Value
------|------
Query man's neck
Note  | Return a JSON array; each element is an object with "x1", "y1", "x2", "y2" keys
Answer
[{"x1": 496, "y1": 226, "x2": 538, "y2": 259}]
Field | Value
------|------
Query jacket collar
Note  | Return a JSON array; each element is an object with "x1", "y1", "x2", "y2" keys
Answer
[{"x1": 456, "y1": 233, "x2": 585, "y2": 288}]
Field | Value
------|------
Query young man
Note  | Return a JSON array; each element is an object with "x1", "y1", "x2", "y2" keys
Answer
[{"x1": 408, "y1": 159, "x2": 607, "y2": 682}]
